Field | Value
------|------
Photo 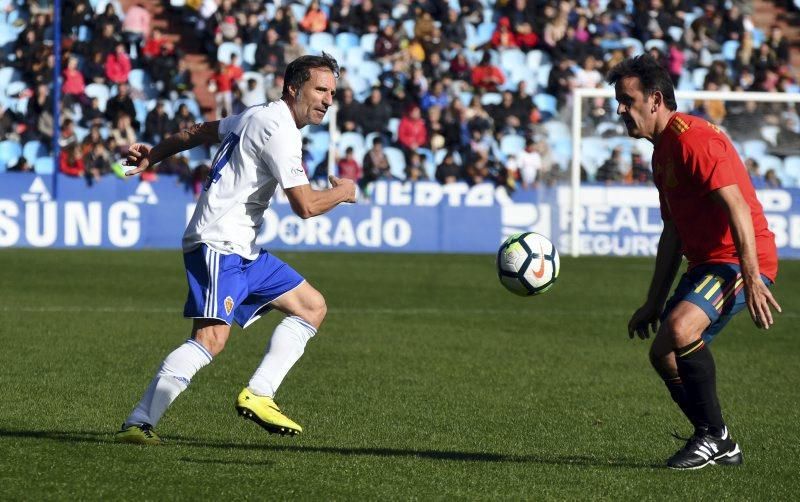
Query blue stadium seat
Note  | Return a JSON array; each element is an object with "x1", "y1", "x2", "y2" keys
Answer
[
  {"x1": 128, "y1": 69, "x2": 154, "y2": 97},
  {"x1": 760, "y1": 125, "x2": 780, "y2": 146},
  {"x1": 783, "y1": 156, "x2": 800, "y2": 185},
  {"x1": 751, "y1": 27, "x2": 765, "y2": 47},
  {"x1": 347, "y1": 74, "x2": 370, "y2": 101},
  {"x1": 242, "y1": 43, "x2": 257, "y2": 69},
  {"x1": 384, "y1": 146, "x2": 406, "y2": 179},
  {"x1": 337, "y1": 131, "x2": 366, "y2": 158},
  {"x1": 0, "y1": 140, "x2": 22, "y2": 166},
  {"x1": 309, "y1": 32, "x2": 335, "y2": 53},
  {"x1": 344, "y1": 46, "x2": 366, "y2": 69},
  {"x1": 474, "y1": 22, "x2": 494, "y2": 47},
  {"x1": 0, "y1": 68, "x2": 21, "y2": 91},
  {"x1": 387, "y1": 117, "x2": 400, "y2": 142},
  {"x1": 359, "y1": 33, "x2": 378, "y2": 55},
  {"x1": 417, "y1": 148, "x2": 436, "y2": 179},
  {"x1": 85, "y1": 83, "x2": 110, "y2": 112},
  {"x1": 74, "y1": 125, "x2": 89, "y2": 143},
  {"x1": 668, "y1": 26, "x2": 684, "y2": 43},
  {"x1": 499, "y1": 134, "x2": 525, "y2": 157},
  {"x1": 620, "y1": 37, "x2": 645, "y2": 56},
  {"x1": 536, "y1": 64, "x2": 552, "y2": 89},
  {"x1": 692, "y1": 67, "x2": 708, "y2": 89},
  {"x1": 533, "y1": 93, "x2": 557, "y2": 119},
  {"x1": 499, "y1": 49, "x2": 526, "y2": 75},
  {"x1": 464, "y1": 23, "x2": 478, "y2": 49},
  {"x1": 133, "y1": 99, "x2": 148, "y2": 130},
  {"x1": 22, "y1": 141, "x2": 46, "y2": 163},
  {"x1": 3, "y1": 79, "x2": 25, "y2": 98},
  {"x1": 526, "y1": 50, "x2": 547, "y2": 70},
  {"x1": 402, "y1": 19, "x2": 416, "y2": 39},
  {"x1": 742, "y1": 139, "x2": 768, "y2": 159},
  {"x1": 755, "y1": 155, "x2": 783, "y2": 175},
  {"x1": 722, "y1": 40, "x2": 739, "y2": 62},
  {"x1": 336, "y1": 32, "x2": 360, "y2": 51},
  {"x1": 217, "y1": 42, "x2": 243, "y2": 65},
  {"x1": 542, "y1": 120, "x2": 570, "y2": 141},
  {"x1": 356, "y1": 61, "x2": 382, "y2": 85},
  {"x1": 34, "y1": 156, "x2": 55, "y2": 175},
  {"x1": 306, "y1": 131, "x2": 330, "y2": 163},
  {"x1": 644, "y1": 39, "x2": 667, "y2": 54},
  {"x1": 480, "y1": 92, "x2": 502, "y2": 106},
  {"x1": 289, "y1": 3, "x2": 306, "y2": 22}
]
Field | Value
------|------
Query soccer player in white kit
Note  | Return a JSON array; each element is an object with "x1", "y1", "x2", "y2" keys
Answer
[{"x1": 116, "y1": 54, "x2": 356, "y2": 444}]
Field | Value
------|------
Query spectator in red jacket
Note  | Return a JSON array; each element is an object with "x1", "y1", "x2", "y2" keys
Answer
[
  {"x1": 59, "y1": 143, "x2": 85, "y2": 177},
  {"x1": 471, "y1": 52, "x2": 506, "y2": 91},
  {"x1": 62, "y1": 56, "x2": 88, "y2": 107},
  {"x1": 397, "y1": 104, "x2": 428, "y2": 153},
  {"x1": 210, "y1": 56, "x2": 244, "y2": 119},
  {"x1": 142, "y1": 27, "x2": 167, "y2": 60},
  {"x1": 491, "y1": 17, "x2": 518, "y2": 49},
  {"x1": 337, "y1": 147, "x2": 362, "y2": 182},
  {"x1": 105, "y1": 42, "x2": 132, "y2": 85}
]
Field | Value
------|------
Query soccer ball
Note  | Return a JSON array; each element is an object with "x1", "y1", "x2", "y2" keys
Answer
[{"x1": 496, "y1": 232, "x2": 560, "y2": 296}]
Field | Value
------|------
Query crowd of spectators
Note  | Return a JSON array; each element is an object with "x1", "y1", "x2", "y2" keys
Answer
[
  {"x1": 0, "y1": 0, "x2": 199, "y2": 188},
  {"x1": 1, "y1": 0, "x2": 798, "y2": 191}
]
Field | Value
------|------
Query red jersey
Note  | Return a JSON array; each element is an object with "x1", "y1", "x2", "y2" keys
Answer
[{"x1": 652, "y1": 113, "x2": 777, "y2": 281}]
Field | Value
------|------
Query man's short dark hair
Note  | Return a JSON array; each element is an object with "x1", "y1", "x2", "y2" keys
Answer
[
  {"x1": 606, "y1": 54, "x2": 677, "y2": 111},
  {"x1": 282, "y1": 53, "x2": 340, "y2": 97}
]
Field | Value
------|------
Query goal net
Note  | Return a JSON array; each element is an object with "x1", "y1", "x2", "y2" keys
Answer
[{"x1": 568, "y1": 88, "x2": 800, "y2": 257}]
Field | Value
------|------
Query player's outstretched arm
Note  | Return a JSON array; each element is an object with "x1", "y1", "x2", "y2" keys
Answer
[
  {"x1": 284, "y1": 175, "x2": 357, "y2": 219},
  {"x1": 628, "y1": 220, "x2": 682, "y2": 339},
  {"x1": 125, "y1": 121, "x2": 221, "y2": 176},
  {"x1": 711, "y1": 185, "x2": 782, "y2": 329}
]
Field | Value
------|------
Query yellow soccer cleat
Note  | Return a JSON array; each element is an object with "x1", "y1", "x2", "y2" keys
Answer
[
  {"x1": 115, "y1": 423, "x2": 163, "y2": 445},
  {"x1": 236, "y1": 388, "x2": 303, "y2": 436}
]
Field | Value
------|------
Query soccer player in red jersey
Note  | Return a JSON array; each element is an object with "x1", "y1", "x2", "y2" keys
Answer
[{"x1": 607, "y1": 55, "x2": 782, "y2": 470}]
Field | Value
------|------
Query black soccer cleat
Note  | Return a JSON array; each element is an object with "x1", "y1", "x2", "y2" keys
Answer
[{"x1": 667, "y1": 426, "x2": 743, "y2": 470}]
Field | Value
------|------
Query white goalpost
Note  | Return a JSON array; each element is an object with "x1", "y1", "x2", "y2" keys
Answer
[{"x1": 569, "y1": 88, "x2": 800, "y2": 257}]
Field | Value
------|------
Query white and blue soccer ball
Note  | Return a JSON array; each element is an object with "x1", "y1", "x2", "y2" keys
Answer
[{"x1": 496, "y1": 232, "x2": 560, "y2": 296}]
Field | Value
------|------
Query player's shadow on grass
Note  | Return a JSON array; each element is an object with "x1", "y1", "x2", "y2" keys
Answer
[
  {"x1": 0, "y1": 429, "x2": 658, "y2": 469},
  {"x1": 180, "y1": 443, "x2": 658, "y2": 469}
]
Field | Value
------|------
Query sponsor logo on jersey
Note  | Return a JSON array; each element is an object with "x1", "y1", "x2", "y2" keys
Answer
[{"x1": 291, "y1": 167, "x2": 305, "y2": 176}]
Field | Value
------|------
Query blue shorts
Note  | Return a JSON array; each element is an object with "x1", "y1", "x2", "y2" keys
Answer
[
  {"x1": 661, "y1": 263, "x2": 773, "y2": 344},
  {"x1": 183, "y1": 244, "x2": 305, "y2": 328}
]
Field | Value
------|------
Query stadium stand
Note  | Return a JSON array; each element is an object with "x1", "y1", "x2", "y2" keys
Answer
[{"x1": 0, "y1": 0, "x2": 797, "y2": 189}]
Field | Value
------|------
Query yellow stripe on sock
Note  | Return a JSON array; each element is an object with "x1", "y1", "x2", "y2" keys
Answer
[
  {"x1": 694, "y1": 275, "x2": 714, "y2": 294},
  {"x1": 678, "y1": 340, "x2": 705, "y2": 358}
]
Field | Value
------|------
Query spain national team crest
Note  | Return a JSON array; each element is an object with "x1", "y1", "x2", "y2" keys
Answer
[{"x1": 224, "y1": 296, "x2": 234, "y2": 315}]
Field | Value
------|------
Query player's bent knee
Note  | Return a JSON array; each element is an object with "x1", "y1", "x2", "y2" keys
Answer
[
  {"x1": 662, "y1": 314, "x2": 694, "y2": 346},
  {"x1": 304, "y1": 292, "x2": 327, "y2": 328}
]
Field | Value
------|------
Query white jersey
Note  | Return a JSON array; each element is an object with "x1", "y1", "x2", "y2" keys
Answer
[{"x1": 182, "y1": 100, "x2": 309, "y2": 259}]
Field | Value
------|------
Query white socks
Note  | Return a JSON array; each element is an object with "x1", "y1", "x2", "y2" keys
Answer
[
  {"x1": 126, "y1": 339, "x2": 212, "y2": 427},
  {"x1": 248, "y1": 316, "x2": 317, "y2": 398},
  {"x1": 125, "y1": 316, "x2": 315, "y2": 427}
]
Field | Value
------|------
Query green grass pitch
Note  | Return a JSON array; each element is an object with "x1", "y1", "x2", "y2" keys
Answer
[{"x1": 1, "y1": 249, "x2": 798, "y2": 499}]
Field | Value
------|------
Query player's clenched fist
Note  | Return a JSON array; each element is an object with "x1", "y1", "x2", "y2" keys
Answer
[
  {"x1": 329, "y1": 175, "x2": 357, "y2": 203},
  {"x1": 124, "y1": 143, "x2": 153, "y2": 176}
]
